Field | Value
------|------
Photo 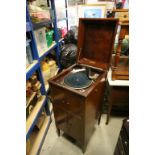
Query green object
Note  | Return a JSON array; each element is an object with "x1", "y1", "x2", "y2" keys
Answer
[
  {"x1": 114, "y1": 38, "x2": 129, "y2": 54},
  {"x1": 46, "y1": 30, "x2": 54, "y2": 47},
  {"x1": 121, "y1": 38, "x2": 129, "y2": 54}
]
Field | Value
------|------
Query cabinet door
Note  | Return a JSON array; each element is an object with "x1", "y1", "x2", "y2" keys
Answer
[
  {"x1": 67, "y1": 113, "x2": 83, "y2": 143},
  {"x1": 65, "y1": 94, "x2": 84, "y2": 118},
  {"x1": 50, "y1": 86, "x2": 84, "y2": 118}
]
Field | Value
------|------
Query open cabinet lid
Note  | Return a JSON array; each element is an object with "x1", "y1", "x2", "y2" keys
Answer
[{"x1": 77, "y1": 18, "x2": 118, "y2": 70}]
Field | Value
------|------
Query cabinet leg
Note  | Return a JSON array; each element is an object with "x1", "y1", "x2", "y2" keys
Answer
[
  {"x1": 56, "y1": 128, "x2": 60, "y2": 136},
  {"x1": 106, "y1": 115, "x2": 109, "y2": 125},
  {"x1": 106, "y1": 102, "x2": 112, "y2": 125},
  {"x1": 82, "y1": 145, "x2": 86, "y2": 153},
  {"x1": 98, "y1": 113, "x2": 102, "y2": 125}
]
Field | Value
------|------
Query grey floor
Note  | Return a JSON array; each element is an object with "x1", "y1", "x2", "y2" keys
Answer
[{"x1": 40, "y1": 114, "x2": 124, "y2": 155}]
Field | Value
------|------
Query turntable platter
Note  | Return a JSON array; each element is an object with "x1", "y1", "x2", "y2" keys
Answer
[{"x1": 64, "y1": 72, "x2": 92, "y2": 89}]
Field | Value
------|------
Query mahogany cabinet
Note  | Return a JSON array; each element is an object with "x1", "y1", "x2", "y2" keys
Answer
[
  {"x1": 111, "y1": 9, "x2": 129, "y2": 80},
  {"x1": 49, "y1": 68, "x2": 106, "y2": 152},
  {"x1": 112, "y1": 23, "x2": 129, "y2": 80},
  {"x1": 48, "y1": 18, "x2": 118, "y2": 153}
]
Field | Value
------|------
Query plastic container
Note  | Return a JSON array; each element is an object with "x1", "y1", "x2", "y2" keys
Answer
[
  {"x1": 41, "y1": 61, "x2": 51, "y2": 85},
  {"x1": 47, "y1": 59, "x2": 58, "y2": 78},
  {"x1": 46, "y1": 30, "x2": 54, "y2": 47},
  {"x1": 34, "y1": 27, "x2": 47, "y2": 54}
]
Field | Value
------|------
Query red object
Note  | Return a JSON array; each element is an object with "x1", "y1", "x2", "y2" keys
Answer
[{"x1": 61, "y1": 27, "x2": 67, "y2": 38}]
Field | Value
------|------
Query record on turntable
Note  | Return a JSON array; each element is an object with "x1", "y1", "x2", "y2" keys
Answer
[{"x1": 64, "y1": 71, "x2": 93, "y2": 89}]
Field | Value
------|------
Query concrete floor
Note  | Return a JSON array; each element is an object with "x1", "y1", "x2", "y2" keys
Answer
[{"x1": 40, "y1": 114, "x2": 124, "y2": 155}]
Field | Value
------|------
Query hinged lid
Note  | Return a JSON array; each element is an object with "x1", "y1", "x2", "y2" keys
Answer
[{"x1": 77, "y1": 18, "x2": 118, "y2": 70}]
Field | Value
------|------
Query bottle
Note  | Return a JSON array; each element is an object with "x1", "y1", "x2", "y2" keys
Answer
[{"x1": 41, "y1": 61, "x2": 51, "y2": 84}]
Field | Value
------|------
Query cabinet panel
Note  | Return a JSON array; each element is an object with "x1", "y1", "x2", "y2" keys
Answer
[
  {"x1": 85, "y1": 81, "x2": 105, "y2": 145},
  {"x1": 65, "y1": 94, "x2": 83, "y2": 117},
  {"x1": 67, "y1": 114, "x2": 83, "y2": 143},
  {"x1": 109, "y1": 86, "x2": 129, "y2": 106},
  {"x1": 50, "y1": 86, "x2": 84, "y2": 117}
]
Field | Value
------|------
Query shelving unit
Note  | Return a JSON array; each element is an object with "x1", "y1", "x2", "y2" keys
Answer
[
  {"x1": 33, "y1": 20, "x2": 53, "y2": 30},
  {"x1": 28, "y1": 116, "x2": 51, "y2": 155},
  {"x1": 26, "y1": 0, "x2": 62, "y2": 154},
  {"x1": 26, "y1": 96, "x2": 46, "y2": 140}
]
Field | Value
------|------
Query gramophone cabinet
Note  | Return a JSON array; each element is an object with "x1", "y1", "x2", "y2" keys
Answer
[{"x1": 48, "y1": 18, "x2": 118, "y2": 152}]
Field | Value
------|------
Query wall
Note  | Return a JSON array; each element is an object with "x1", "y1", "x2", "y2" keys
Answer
[
  {"x1": 86, "y1": 0, "x2": 115, "y2": 9},
  {"x1": 67, "y1": 0, "x2": 115, "y2": 29}
]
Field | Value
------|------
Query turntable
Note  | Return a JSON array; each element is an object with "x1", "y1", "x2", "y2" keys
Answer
[{"x1": 48, "y1": 18, "x2": 118, "y2": 153}]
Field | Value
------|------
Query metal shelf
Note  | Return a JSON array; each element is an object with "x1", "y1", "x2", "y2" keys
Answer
[
  {"x1": 39, "y1": 41, "x2": 57, "y2": 60},
  {"x1": 26, "y1": 96, "x2": 46, "y2": 140},
  {"x1": 26, "y1": 22, "x2": 32, "y2": 32},
  {"x1": 26, "y1": 60, "x2": 39, "y2": 80},
  {"x1": 59, "y1": 38, "x2": 64, "y2": 43},
  {"x1": 29, "y1": 116, "x2": 51, "y2": 155},
  {"x1": 26, "y1": 92, "x2": 37, "y2": 109},
  {"x1": 32, "y1": 20, "x2": 53, "y2": 30}
]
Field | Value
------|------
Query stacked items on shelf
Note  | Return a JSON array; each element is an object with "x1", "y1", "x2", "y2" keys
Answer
[
  {"x1": 26, "y1": 0, "x2": 62, "y2": 153},
  {"x1": 26, "y1": 72, "x2": 50, "y2": 155},
  {"x1": 26, "y1": 31, "x2": 40, "y2": 77},
  {"x1": 57, "y1": 27, "x2": 67, "y2": 41},
  {"x1": 26, "y1": 73, "x2": 42, "y2": 118},
  {"x1": 27, "y1": 0, "x2": 57, "y2": 59},
  {"x1": 28, "y1": 0, "x2": 51, "y2": 23},
  {"x1": 34, "y1": 26, "x2": 55, "y2": 57},
  {"x1": 41, "y1": 56, "x2": 58, "y2": 86}
]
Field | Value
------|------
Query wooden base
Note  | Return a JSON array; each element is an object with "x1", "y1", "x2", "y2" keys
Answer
[
  {"x1": 112, "y1": 66, "x2": 129, "y2": 80},
  {"x1": 105, "y1": 85, "x2": 129, "y2": 125},
  {"x1": 112, "y1": 74, "x2": 129, "y2": 80}
]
